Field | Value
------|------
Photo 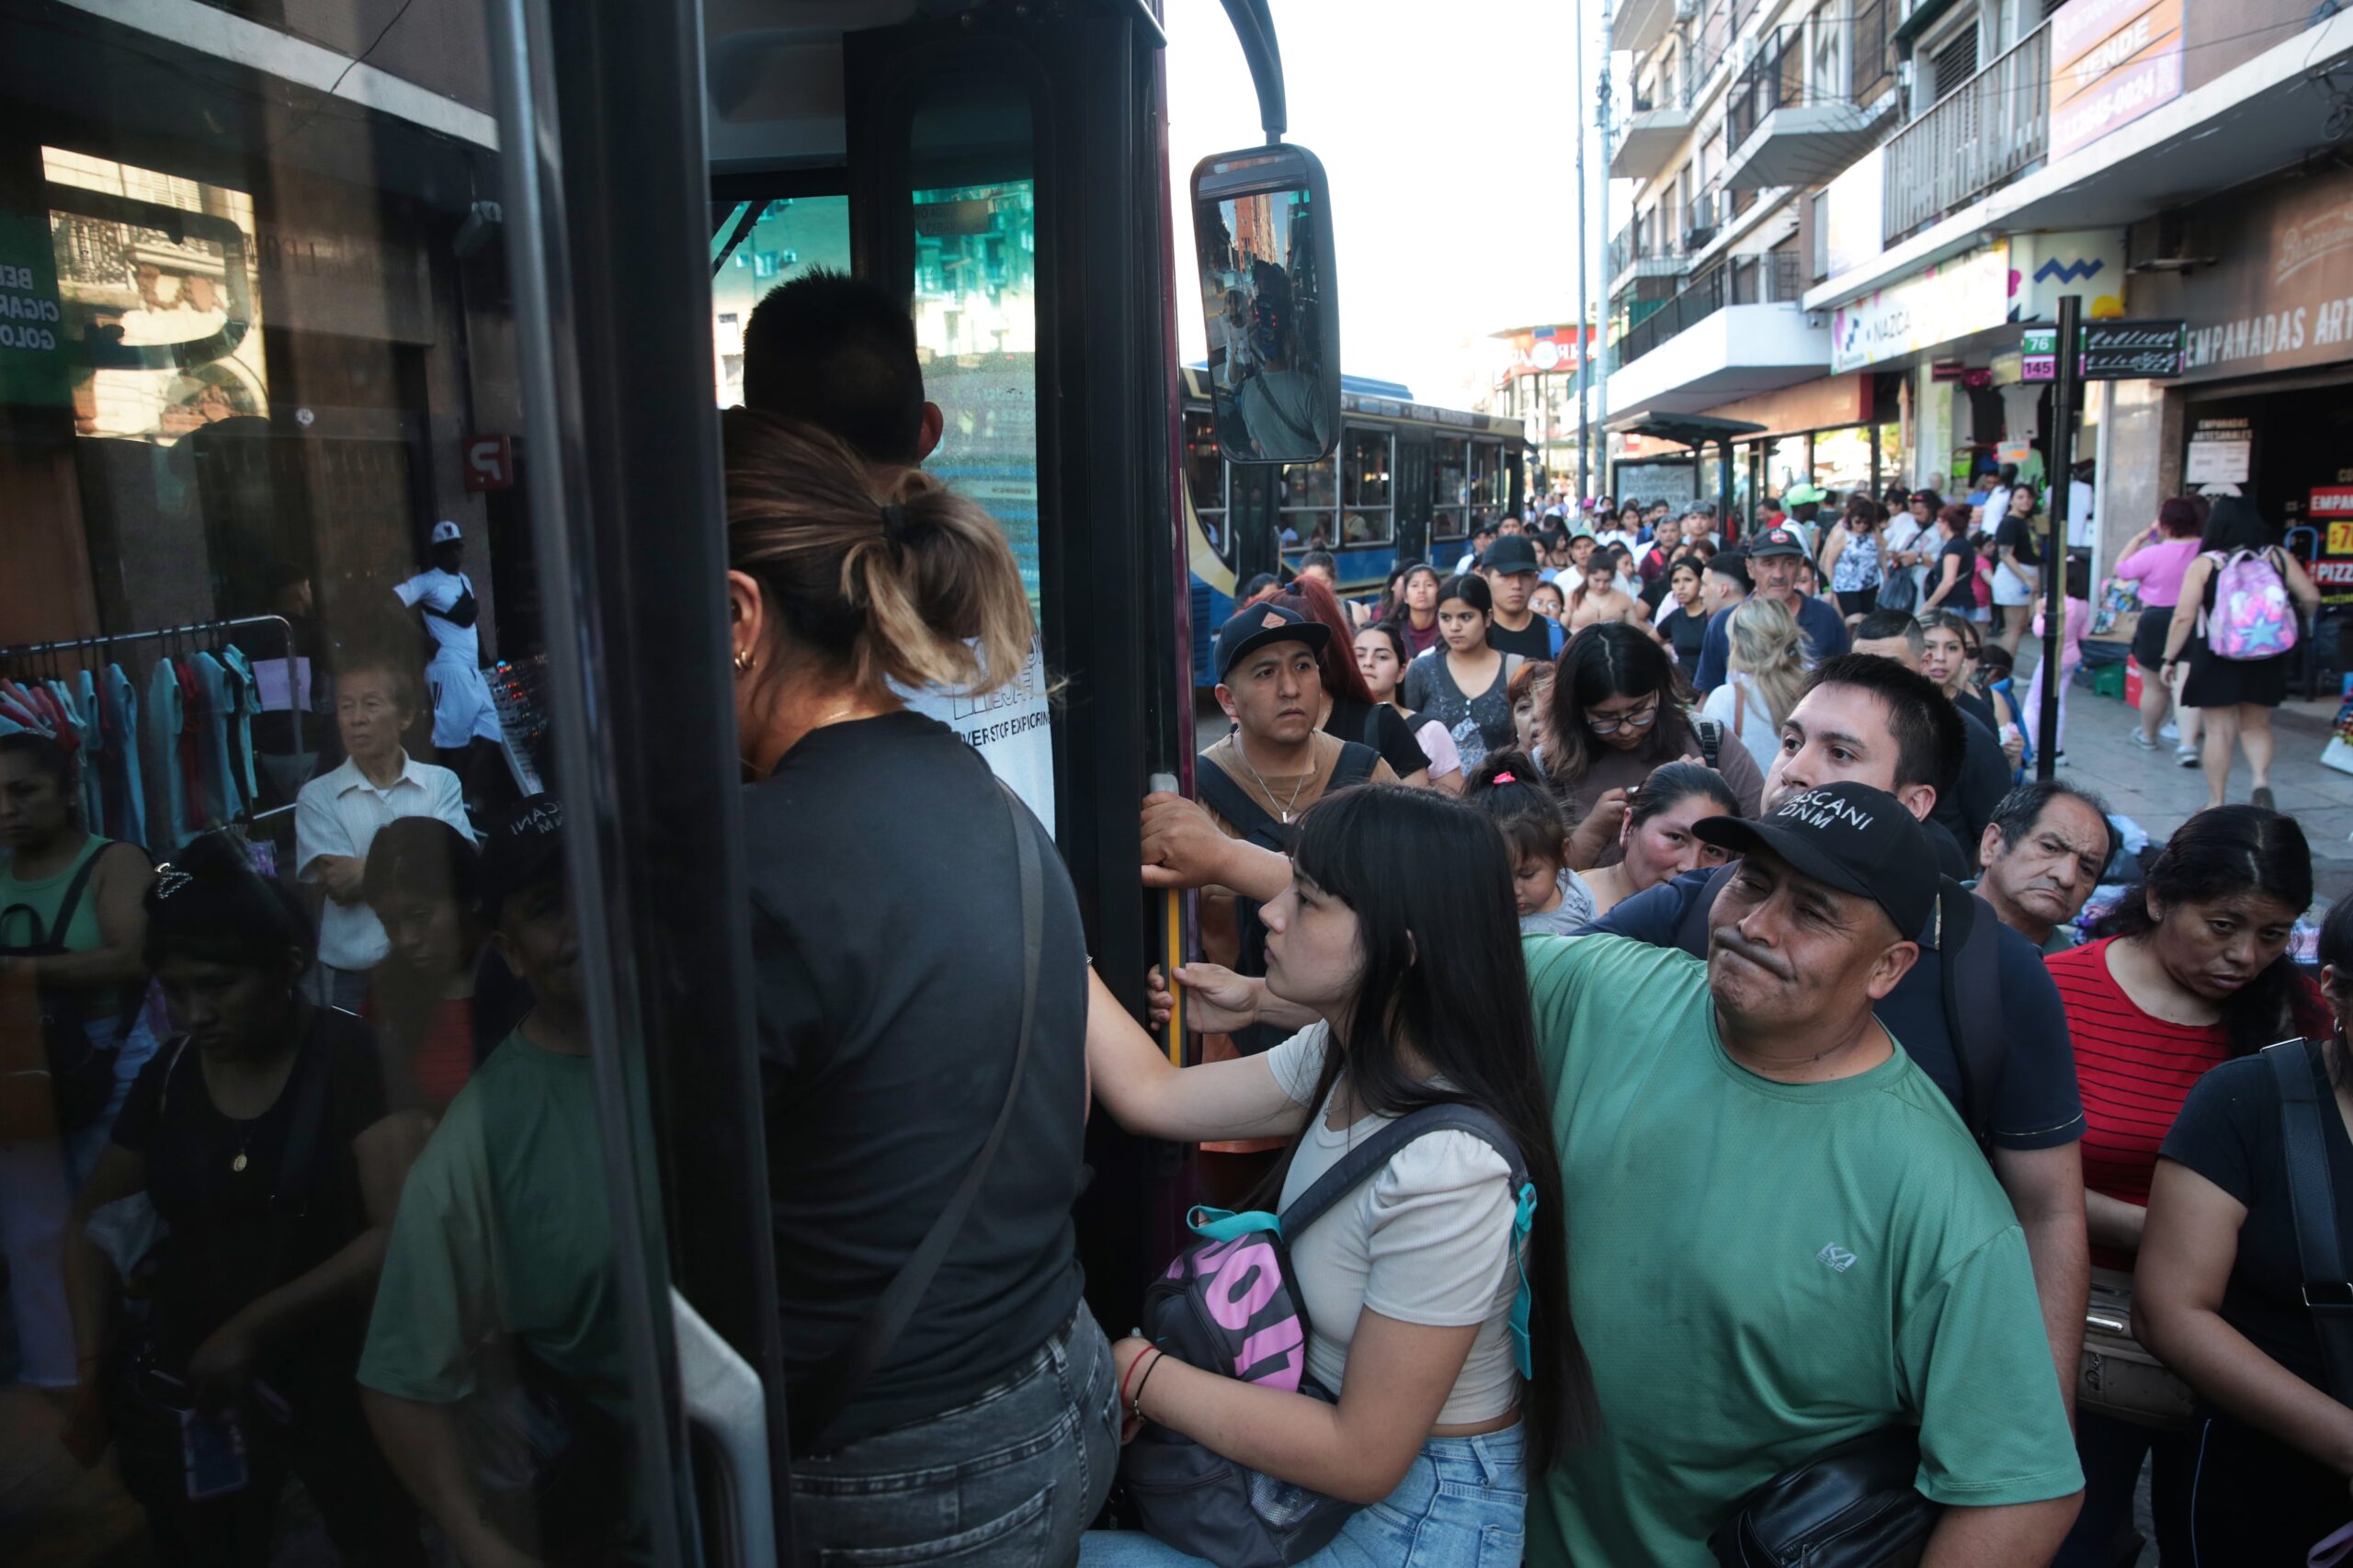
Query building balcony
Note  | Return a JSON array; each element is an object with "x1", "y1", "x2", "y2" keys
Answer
[
  {"x1": 1881, "y1": 21, "x2": 2050, "y2": 244},
  {"x1": 1720, "y1": 28, "x2": 1895, "y2": 191},
  {"x1": 1611, "y1": 103, "x2": 1696, "y2": 180},
  {"x1": 1611, "y1": 0, "x2": 1675, "y2": 59},
  {"x1": 1606, "y1": 256, "x2": 1829, "y2": 420}
]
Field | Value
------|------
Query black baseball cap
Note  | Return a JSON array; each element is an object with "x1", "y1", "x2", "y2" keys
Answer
[
  {"x1": 1215, "y1": 601, "x2": 1329, "y2": 681},
  {"x1": 1692, "y1": 782, "x2": 1937, "y2": 938},
  {"x1": 1748, "y1": 526, "x2": 1807, "y2": 559},
  {"x1": 481, "y1": 795, "x2": 566, "y2": 918},
  {"x1": 1482, "y1": 534, "x2": 1541, "y2": 575}
]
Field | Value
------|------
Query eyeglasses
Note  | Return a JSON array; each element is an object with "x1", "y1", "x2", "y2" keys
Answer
[{"x1": 1586, "y1": 695, "x2": 1663, "y2": 735}]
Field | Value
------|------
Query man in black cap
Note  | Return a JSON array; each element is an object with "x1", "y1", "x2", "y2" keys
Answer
[
  {"x1": 1692, "y1": 524, "x2": 1850, "y2": 693},
  {"x1": 1519, "y1": 781, "x2": 2083, "y2": 1568},
  {"x1": 1142, "y1": 604, "x2": 1394, "y2": 1055},
  {"x1": 1481, "y1": 533, "x2": 1563, "y2": 660},
  {"x1": 360, "y1": 798, "x2": 639, "y2": 1562}
]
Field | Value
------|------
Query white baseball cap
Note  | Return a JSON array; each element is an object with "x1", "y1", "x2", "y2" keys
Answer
[{"x1": 430, "y1": 519, "x2": 463, "y2": 545}]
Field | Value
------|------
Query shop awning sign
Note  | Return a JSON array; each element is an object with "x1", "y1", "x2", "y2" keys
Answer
[{"x1": 2018, "y1": 319, "x2": 2186, "y2": 380}]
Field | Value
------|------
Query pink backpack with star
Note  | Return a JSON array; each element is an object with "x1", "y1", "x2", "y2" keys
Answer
[{"x1": 2205, "y1": 548, "x2": 2298, "y2": 662}]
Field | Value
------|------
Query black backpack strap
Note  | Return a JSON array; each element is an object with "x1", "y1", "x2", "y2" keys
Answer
[
  {"x1": 1277, "y1": 1103, "x2": 1529, "y2": 1240},
  {"x1": 1193, "y1": 755, "x2": 1288, "y2": 851},
  {"x1": 1673, "y1": 864, "x2": 1741, "y2": 960},
  {"x1": 2266, "y1": 1039, "x2": 2353, "y2": 1406},
  {"x1": 1329, "y1": 739, "x2": 1379, "y2": 790},
  {"x1": 790, "y1": 779, "x2": 1044, "y2": 1458},
  {"x1": 1939, "y1": 884, "x2": 2004, "y2": 1145}
]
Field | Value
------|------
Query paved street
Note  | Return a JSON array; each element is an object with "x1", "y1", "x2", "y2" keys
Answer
[{"x1": 2033, "y1": 651, "x2": 2353, "y2": 907}]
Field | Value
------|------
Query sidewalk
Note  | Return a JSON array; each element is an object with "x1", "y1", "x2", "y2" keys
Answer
[{"x1": 2040, "y1": 665, "x2": 2353, "y2": 905}]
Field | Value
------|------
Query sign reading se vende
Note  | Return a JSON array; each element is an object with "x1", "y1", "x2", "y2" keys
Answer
[{"x1": 2048, "y1": 0, "x2": 2185, "y2": 163}]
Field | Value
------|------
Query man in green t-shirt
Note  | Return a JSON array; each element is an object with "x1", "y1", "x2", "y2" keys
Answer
[
  {"x1": 1524, "y1": 780, "x2": 2082, "y2": 1567},
  {"x1": 358, "y1": 798, "x2": 638, "y2": 1568}
]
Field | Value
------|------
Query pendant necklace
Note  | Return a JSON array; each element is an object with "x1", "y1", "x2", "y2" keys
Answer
[{"x1": 1232, "y1": 736, "x2": 1310, "y2": 824}]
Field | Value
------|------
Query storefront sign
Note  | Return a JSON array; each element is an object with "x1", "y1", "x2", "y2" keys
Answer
[
  {"x1": 1831, "y1": 242, "x2": 2010, "y2": 374},
  {"x1": 2186, "y1": 416, "x2": 2252, "y2": 485},
  {"x1": 2081, "y1": 318, "x2": 2186, "y2": 378},
  {"x1": 2148, "y1": 167, "x2": 2353, "y2": 382},
  {"x1": 0, "y1": 210, "x2": 71, "y2": 407},
  {"x1": 2008, "y1": 231, "x2": 2129, "y2": 324},
  {"x1": 2049, "y1": 0, "x2": 2186, "y2": 164},
  {"x1": 2017, "y1": 319, "x2": 2185, "y2": 379}
]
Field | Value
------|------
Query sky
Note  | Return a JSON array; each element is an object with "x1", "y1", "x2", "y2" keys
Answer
[{"x1": 1164, "y1": 0, "x2": 1612, "y2": 408}]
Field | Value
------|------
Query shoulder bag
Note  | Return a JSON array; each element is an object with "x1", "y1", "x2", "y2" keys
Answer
[
  {"x1": 786, "y1": 778, "x2": 1045, "y2": 1457},
  {"x1": 2265, "y1": 1038, "x2": 2353, "y2": 1405},
  {"x1": 1120, "y1": 1103, "x2": 1535, "y2": 1568}
]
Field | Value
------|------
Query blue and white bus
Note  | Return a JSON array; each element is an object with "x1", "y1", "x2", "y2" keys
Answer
[{"x1": 1182, "y1": 366, "x2": 1529, "y2": 685}]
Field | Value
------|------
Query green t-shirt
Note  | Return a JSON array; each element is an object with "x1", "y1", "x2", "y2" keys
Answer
[
  {"x1": 1522, "y1": 935, "x2": 2080, "y2": 1567},
  {"x1": 358, "y1": 1031, "x2": 629, "y2": 1423}
]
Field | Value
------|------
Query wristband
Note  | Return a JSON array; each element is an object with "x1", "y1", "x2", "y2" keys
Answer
[
  {"x1": 1131, "y1": 1350, "x2": 1169, "y2": 1423},
  {"x1": 1120, "y1": 1346, "x2": 1159, "y2": 1412}
]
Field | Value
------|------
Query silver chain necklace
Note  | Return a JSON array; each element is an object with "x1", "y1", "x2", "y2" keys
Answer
[{"x1": 1231, "y1": 733, "x2": 1311, "y2": 823}]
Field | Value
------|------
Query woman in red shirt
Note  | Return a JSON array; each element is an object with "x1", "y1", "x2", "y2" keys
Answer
[
  {"x1": 360, "y1": 817, "x2": 520, "y2": 1114},
  {"x1": 2047, "y1": 804, "x2": 2326, "y2": 1568}
]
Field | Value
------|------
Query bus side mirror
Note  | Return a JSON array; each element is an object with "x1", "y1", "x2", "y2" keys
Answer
[{"x1": 1189, "y1": 143, "x2": 1340, "y2": 467}]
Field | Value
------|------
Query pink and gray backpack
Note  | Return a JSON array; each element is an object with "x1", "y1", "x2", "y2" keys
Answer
[
  {"x1": 1118, "y1": 1103, "x2": 1535, "y2": 1566},
  {"x1": 2204, "y1": 547, "x2": 2299, "y2": 661}
]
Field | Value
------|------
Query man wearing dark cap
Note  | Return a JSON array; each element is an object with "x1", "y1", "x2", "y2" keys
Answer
[
  {"x1": 1481, "y1": 533, "x2": 1563, "y2": 659},
  {"x1": 359, "y1": 799, "x2": 638, "y2": 1562},
  {"x1": 1692, "y1": 524, "x2": 1850, "y2": 693},
  {"x1": 1522, "y1": 782, "x2": 2083, "y2": 1568},
  {"x1": 1142, "y1": 604, "x2": 1394, "y2": 1055}
]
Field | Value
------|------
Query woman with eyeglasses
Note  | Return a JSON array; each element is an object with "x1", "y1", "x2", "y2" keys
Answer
[{"x1": 1543, "y1": 624, "x2": 1764, "y2": 869}]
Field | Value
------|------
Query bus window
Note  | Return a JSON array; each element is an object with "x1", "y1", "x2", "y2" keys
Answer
[
  {"x1": 1185, "y1": 408, "x2": 1228, "y2": 554},
  {"x1": 710, "y1": 196, "x2": 853, "y2": 406},
  {"x1": 1279, "y1": 449, "x2": 1336, "y2": 547},
  {"x1": 1341, "y1": 426, "x2": 1392, "y2": 546},
  {"x1": 1433, "y1": 435, "x2": 1469, "y2": 540}
]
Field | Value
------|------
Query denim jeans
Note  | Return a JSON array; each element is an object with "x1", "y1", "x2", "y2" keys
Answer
[
  {"x1": 1080, "y1": 1423, "x2": 1526, "y2": 1568},
  {"x1": 790, "y1": 1304, "x2": 1120, "y2": 1567}
]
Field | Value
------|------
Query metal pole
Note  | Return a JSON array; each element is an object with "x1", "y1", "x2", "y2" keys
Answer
[
  {"x1": 2038, "y1": 292, "x2": 2080, "y2": 781},
  {"x1": 1573, "y1": 0, "x2": 1591, "y2": 502}
]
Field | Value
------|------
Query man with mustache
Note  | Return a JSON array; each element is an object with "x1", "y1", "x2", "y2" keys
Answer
[
  {"x1": 1592, "y1": 653, "x2": 2089, "y2": 1420},
  {"x1": 1971, "y1": 781, "x2": 2115, "y2": 955},
  {"x1": 1518, "y1": 782, "x2": 2084, "y2": 1566}
]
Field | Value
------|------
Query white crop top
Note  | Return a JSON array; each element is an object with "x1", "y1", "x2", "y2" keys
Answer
[{"x1": 1266, "y1": 1023, "x2": 1525, "y2": 1426}]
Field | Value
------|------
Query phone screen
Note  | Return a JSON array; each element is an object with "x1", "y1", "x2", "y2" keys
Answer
[{"x1": 181, "y1": 1408, "x2": 251, "y2": 1500}]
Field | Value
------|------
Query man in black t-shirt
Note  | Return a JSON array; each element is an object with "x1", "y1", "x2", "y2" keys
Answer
[{"x1": 1481, "y1": 534, "x2": 1561, "y2": 660}]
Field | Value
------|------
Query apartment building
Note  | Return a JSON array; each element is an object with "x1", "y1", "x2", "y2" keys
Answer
[{"x1": 1603, "y1": 0, "x2": 2353, "y2": 579}]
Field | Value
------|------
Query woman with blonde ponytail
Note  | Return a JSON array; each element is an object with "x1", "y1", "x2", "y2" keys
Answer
[{"x1": 723, "y1": 409, "x2": 1119, "y2": 1557}]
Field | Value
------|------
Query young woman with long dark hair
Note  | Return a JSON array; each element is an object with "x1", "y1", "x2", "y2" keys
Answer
[
  {"x1": 2131, "y1": 878, "x2": 2353, "y2": 1563},
  {"x1": 1086, "y1": 784, "x2": 1597, "y2": 1565},
  {"x1": 1281, "y1": 577, "x2": 1433, "y2": 786},
  {"x1": 1400, "y1": 574, "x2": 1523, "y2": 769},
  {"x1": 2046, "y1": 805, "x2": 2328, "y2": 1566},
  {"x1": 1544, "y1": 623, "x2": 1763, "y2": 860}
]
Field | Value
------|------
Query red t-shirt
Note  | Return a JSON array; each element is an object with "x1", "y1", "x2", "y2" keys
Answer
[{"x1": 2051, "y1": 936, "x2": 2325, "y2": 1268}]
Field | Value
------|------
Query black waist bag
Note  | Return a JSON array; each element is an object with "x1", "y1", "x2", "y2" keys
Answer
[{"x1": 1708, "y1": 1426, "x2": 1937, "y2": 1568}]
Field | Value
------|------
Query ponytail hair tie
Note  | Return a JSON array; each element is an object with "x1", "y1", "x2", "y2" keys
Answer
[{"x1": 879, "y1": 502, "x2": 913, "y2": 547}]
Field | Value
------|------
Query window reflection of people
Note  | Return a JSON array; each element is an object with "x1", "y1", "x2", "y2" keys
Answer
[
  {"x1": 359, "y1": 797, "x2": 638, "y2": 1568},
  {"x1": 63, "y1": 834, "x2": 426, "y2": 1566},
  {"x1": 1230, "y1": 266, "x2": 1331, "y2": 461}
]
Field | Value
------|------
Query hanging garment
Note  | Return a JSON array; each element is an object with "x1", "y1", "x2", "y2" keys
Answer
[
  {"x1": 191, "y1": 652, "x2": 244, "y2": 826},
  {"x1": 144, "y1": 656, "x2": 189, "y2": 854},
  {"x1": 102, "y1": 664, "x2": 146, "y2": 851}
]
